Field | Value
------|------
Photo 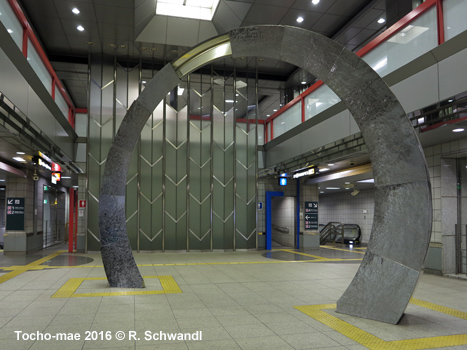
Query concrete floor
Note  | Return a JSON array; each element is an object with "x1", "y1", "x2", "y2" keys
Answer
[{"x1": 0, "y1": 244, "x2": 466, "y2": 350}]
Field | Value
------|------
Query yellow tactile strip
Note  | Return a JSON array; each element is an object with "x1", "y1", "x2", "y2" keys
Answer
[
  {"x1": 51, "y1": 275, "x2": 182, "y2": 298},
  {"x1": 294, "y1": 299, "x2": 467, "y2": 350},
  {"x1": 0, "y1": 250, "x2": 65, "y2": 284}
]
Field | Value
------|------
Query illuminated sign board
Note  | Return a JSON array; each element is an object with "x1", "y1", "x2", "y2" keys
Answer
[
  {"x1": 51, "y1": 172, "x2": 61, "y2": 184},
  {"x1": 32, "y1": 156, "x2": 52, "y2": 171},
  {"x1": 293, "y1": 167, "x2": 317, "y2": 179},
  {"x1": 279, "y1": 177, "x2": 287, "y2": 186}
]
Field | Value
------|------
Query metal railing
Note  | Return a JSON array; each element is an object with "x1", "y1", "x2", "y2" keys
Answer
[{"x1": 319, "y1": 222, "x2": 344, "y2": 245}]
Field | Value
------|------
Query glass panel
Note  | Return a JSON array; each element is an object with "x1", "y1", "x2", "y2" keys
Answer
[
  {"x1": 444, "y1": 0, "x2": 467, "y2": 41},
  {"x1": 273, "y1": 102, "x2": 301, "y2": 138},
  {"x1": 258, "y1": 124, "x2": 264, "y2": 146},
  {"x1": 0, "y1": 1, "x2": 23, "y2": 50},
  {"x1": 55, "y1": 91, "x2": 68, "y2": 119},
  {"x1": 304, "y1": 85, "x2": 341, "y2": 121},
  {"x1": 363, "y1": 7, "x2": 437, "y2": 77},
  {"x1": 27, "y1": 41, "x2": 52, "y2": 94}
]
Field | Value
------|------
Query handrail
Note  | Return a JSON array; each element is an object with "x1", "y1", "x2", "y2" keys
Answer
[
  {"x1": 319, "y1": 221, "x2": 344, "y2": 245},
  {"x1": 5, "y1": 0, "x2": 76, "y2": 128},
  {"x1": 265, "y1": 0, "x2": 444, "y2": 143}
]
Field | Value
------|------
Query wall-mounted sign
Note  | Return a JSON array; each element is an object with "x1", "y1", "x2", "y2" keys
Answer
[
  {"x1": 52, "y1": 163, "x2": 61, "y2": 172},
  {"x1": 51, "y1": 172, "x2": 61, "y2": 184},
  {"x1": 79, "y1": 200, "x2": 86, "y2": 208},
  {"x1": 32, "y1": 156, "x2": 52, "y2": 171},
  {"x1": 279, "y1": 177, "x2": 287, "y2": 186},
  {"x1": 293, "y1": 167, "x2": 317, "y2": 179},
  {"x1": 304, "y1": 201, "x2": 318, "y2": 230},
  {"x1": 6, "y1": 197, "x2": 25, "y2": 231}
]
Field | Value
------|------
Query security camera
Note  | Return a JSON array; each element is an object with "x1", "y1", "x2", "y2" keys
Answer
[
  {"x1": 350, "y1": 161, "x2": 355, "y2": 166},
  {"x1": 33, "y1": 175, "x2": 39, "y2": 181}
]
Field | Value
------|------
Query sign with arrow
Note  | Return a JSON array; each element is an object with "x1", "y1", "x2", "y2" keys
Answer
[
  {"x1": 6, "y1": 197, "x2": 25, "y2": 231},
  {"x1": 304, "y1": 201, "x2": 318, "y2": 230}
]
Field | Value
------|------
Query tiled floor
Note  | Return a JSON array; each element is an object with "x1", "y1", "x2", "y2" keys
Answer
[{"x1": 0, "y1": 244, "x2": 466, "y2": 350}]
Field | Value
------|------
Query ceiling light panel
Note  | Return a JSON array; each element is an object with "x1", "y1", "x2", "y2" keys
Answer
[{"x1": 156, "y1": 0, "x2": 220, "y2": 21}]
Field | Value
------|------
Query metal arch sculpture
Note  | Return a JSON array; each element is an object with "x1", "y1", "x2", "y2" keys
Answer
[{"x1": 98, "y1": 26, "x2": 432, "y2": 324}]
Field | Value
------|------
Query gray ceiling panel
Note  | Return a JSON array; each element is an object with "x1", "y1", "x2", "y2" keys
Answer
[
  {"x1": 243, "y1": 4, "x2": 288, "y2": 24},
  {"x1": 348, "y1": 28, "x2": 377, "y2": 45},
  {"x1": 99, "y1": 24, "x2": 134, "y2": 41},
  {"x1": 93, "y1": 0, "x2": 133, "y2": 8},
  {"x1": 53, "y1": 1, "x2": 96, "y2": 21},
  {"x1": 373, "y1": 0, "x2": 386, "y2": 10},
  {"x1": 136, "y1": 15, "x2": 168, "y2": 44},
  {"x1": 327, "y1": 0, "x2": 370, "y2": 16},
  {"x1": 279, "y1": 9, "x2": 323, "y2": 28},
  {"x1": 336, "y1": 27, "x2": 363, "y2": 44},
  {"x1": 255, "y1": 0, "x2": 295, "y2": 7},
  {"x1": 21, "y1": 0, "x2": 58, "y2": 19},
  {"x1": 94, "y1": 4, "x2": 134, "y2": 25},
  {"x1": 311, "y1": 13, "x2": 347, "y2": 33},
  {"x1": 224, "y1": 1, "x2": 252, "y2": 21},
  {"x1": 166, "y1": 17, "x2": 201, "y2": 47},
  {"x1": 352, "y1": 8, "x2": 384, "y2": 29},
  {"x1": 292, "y1": 0, "x2": 335, "y2": 12},
  {"x1": 213, "y1": 0, "x2": 243, "y2": 34}
]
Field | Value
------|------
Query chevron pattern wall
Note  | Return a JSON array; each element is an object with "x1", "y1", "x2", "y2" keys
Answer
[{"x1": 87, "y1": 57, "x2": 258, "y2": 251}]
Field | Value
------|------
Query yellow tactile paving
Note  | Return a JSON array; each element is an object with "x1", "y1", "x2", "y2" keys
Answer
[
  {"x1": 51, "y1": 275, "x2": 182, "y2": 298},
  {"x1": 294, "y1": 301, "x2": 467, "y2": 350},
  {"x1": 0, "y1": 250, "x2": 65, "y2": 284},
  {"x1": 320, "y1": 245, "x2": 366, "y2": 254}
]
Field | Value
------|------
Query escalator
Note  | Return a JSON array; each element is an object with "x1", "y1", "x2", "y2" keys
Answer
[{"x1": 320, "y1": 222, "x2": 361, "y2": 245}]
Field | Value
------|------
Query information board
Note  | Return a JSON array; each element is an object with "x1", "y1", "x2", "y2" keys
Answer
[
  {"x1": 304, "y1": 201, "x2": 318, "y2": 230},
  {"x1": 6, "y1": 197, "x2": 25, "y2": 231}
]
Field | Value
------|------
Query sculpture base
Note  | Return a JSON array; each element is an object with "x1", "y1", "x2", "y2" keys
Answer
[{"x1": 101, "y1": 242, "x2": 145, "y2": 288}]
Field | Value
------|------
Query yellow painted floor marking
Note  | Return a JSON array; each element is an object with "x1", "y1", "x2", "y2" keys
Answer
[
  {"x1": 295, "y1": 301, "x2": 467, "y2": 350},
  {"x1": 0, "y1": 250, "x2": 65, "y2": 284},
  {"x1": 320, "y1": 245, "x2": 366, "y2": 254},
  {"x1": 51, "y1": 275, "x2": 182, "y2": 298}
]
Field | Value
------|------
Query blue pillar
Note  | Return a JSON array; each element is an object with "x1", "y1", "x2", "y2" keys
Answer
[{"x1": 266, "y1": 191, "x2": 284, "y2": 251}]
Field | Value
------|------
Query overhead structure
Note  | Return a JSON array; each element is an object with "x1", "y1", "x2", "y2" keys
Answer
[{"x1": 99, "y1": 25, "x2": 432, "y2": 325}]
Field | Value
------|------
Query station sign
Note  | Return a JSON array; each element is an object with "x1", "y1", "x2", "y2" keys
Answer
[
  {"x1": 293, "y1": 166, "x2": 317, "y2": 179},
  {"x1": 6, "y1": 197, "x2": 25, "y2": 231},
  {"x1": 304, "y1": 201, "x2": 318, "y2": 230}
]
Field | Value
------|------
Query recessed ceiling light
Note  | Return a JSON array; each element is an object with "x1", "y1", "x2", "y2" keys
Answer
[
  {"x1": 62, "y1": 176, "x2": 71, "y2": 179},
  {"x1": 141, "y1": 47, "x2": 148, "y2": 51},
  {"x1": 273, "y1": 109, "x2": 278, "y2": 112},
  {"x1": 448, "y1": 99, "x2": 453, "y2": 102},
  {"x1": 119, "y1": 45, "x2": 127, "y2": 49},
  {"x1": 453, "y1": 128, "x2": 464, "y2": 133},
  {"x1": 108, "y1": 43, "x2": 117, "y2": 48},
  {"x1": 267, "y1": 115, "x2": 270, "y2": 117},
  {"x1": 327, "y1": 163, "x2": 334, "y2": 166},
  {"x1": 86, "y1": 41, "x2": 95, "y2": 46},
  {"x1": 301, "y1": 81, "x2": 307, "y2": 84},
  {"x1": 72, "y1": 8, "x2": 80, "y2": 14},
  {"x1": 296, "y1": 16, "x2": 304, "y2": 23},
  {"x1": 13, "y1": 157, "x2": 26, "y2": 162},
  {"x1": 7, "y1": 29, "x2": 13, "y2": 34},
  {"x1": 326, "y1": 187, "x2": 340, "y2": 190},
  {"x1": 320, "y1": 168, "x2": 330, "y2": 172},
  {"x1": 377, "y1": 18, "x2": 386, "y2": 24},
  {"x1": 77, "y1": 25, "x2": 85, "y2": 31},
  {"x1": 16, "y1": 152, "x2": 25, "y2": 155},
  {"x1": 312, "y1": 0, "x2": 320, "y2": 4}
]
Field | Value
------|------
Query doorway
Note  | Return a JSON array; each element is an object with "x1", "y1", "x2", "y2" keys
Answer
[{"x1": 43, "y1": 186, "x2": 66, "y2": 248}]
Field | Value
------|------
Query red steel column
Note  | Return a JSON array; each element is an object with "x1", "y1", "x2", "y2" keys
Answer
[
  {"x1": 437, "y1": 0, "x2": 445, "y2": 45},
  {"x1": 68, "y1": 188, "x2": 74, "y2": 252}
]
